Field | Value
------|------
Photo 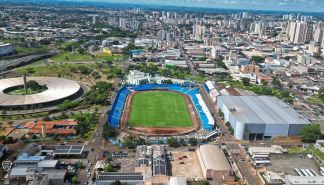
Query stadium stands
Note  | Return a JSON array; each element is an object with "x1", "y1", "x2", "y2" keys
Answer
[
  {"x1": 108, "y1": 84, "x2": 214, "y2": 131},
  {"x1": 108, "y1": 87, "x2": 131, "y2": 127}
]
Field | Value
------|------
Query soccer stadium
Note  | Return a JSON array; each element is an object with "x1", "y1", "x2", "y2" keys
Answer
[{"x1": 108, "y1": 84, "x2": 215, "y2": 136}]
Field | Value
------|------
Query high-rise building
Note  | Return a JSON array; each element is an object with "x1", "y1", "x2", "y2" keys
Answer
[
  {"x1": 313, "y1": 27, "x2": 323, "y2": 43},
  {"x1": 288, "y1": 21, "x2": 307, "y2": 44},
  {"x1": 304, "y1": 22, "x2": 314, "y2": 43},
  {"x1": 193, "y1": 23, "x2": 205, "y2": 41},
  {"x1": 92, "y1": 15, "x2": 97, "y2": 24},
  {"x1": 119, "y1": 18, "x2": 127, "y2": 30},
  {"x1": 211, "y1": 46, "x2": 220, "y2": 59}
]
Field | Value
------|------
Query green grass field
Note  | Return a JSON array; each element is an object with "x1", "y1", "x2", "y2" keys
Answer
[{"x1": 128, "y1": 91, "x2": 193, "y2": 128}]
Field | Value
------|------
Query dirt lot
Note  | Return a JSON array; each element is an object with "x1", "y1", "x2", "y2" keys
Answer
[
  {"x1": 267, "y1": 154, "x2": 321, "y2": 175},
  {"x1": 170, "y1": 150, "x2": 204, "y2": 180}
]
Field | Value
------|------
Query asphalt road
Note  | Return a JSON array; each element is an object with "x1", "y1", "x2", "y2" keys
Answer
[
  {"x1": 199, "y1": 85, "x2": 261, "y2": 185},
  {"x1": 0, "y1": 51, "x2": 56, "y2": 73},
  {"x1": 82, "y1": 75, "x2": 122, "y2": 185},
  {"x1": 177, "y1": 42, "x2": 199, "y2": 76}
]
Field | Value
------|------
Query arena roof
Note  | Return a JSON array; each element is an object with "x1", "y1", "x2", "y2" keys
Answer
[
  {"x1": 218, "y1": 96, "x2": 310, "y2": 125},
  {"x1": 0, "y1": 77, "x2": 81, "y2": 107}
]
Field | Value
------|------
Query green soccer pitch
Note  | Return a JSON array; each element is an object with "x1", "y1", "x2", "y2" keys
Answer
[{"x1": 128, "y1": 91, "x2": 193, "y2": 128}]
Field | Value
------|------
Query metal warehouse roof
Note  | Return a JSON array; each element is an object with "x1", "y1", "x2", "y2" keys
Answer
[
  {"x1": 218, "y1": 96, "x2": 310, "y2": 125},
  {"x1": 198, "y1": 144, "x2": 231, "y2": 171}
]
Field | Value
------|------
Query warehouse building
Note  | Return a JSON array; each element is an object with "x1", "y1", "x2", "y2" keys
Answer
[
  {"x1": 196, "y1": 144, "x2": 232, "y2": 181},
  {"x1": 217, "y1": 96, "x2": 310, "y2": 140},
  {"x1": 0, "y1": 43, "x2": 14, "y2": 56}
]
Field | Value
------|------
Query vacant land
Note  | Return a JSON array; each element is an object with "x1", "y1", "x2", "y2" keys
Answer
[
  {"x1": 128, "y1": 91, "x2": 193, "y2": 128},
  {"x1": 306, "y1": 96, "x2": 324, "y2": 106},
  {"x1": 51, "y1": 51, "x2": 93, "y2": 62},
  {"x1": 170, "y1": 150, "x2": 204, "y2": 179}
]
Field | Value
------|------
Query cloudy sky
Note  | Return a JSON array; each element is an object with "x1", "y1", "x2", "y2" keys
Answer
[{"x1": 88, "y1": 0, "x2": 324, "y2": 12}]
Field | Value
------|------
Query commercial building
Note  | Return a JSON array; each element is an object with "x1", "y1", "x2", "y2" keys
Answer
[
  {"x1": 24, "y1": 119, "x2": 79, "y2": 136},
  {"x1": 196, "y1": 144, "x2": 232, "y2": 181},
  {"x1": 8, "y1": 153, "x2": 67, "y2": 185},
  {"x1": 193, "y1": 23, "x2": 205, "y2": 41},
  {"x1": 0, "y1": 43, "x2": 14, "y2": 56},
  {"x1": 96, "y1": 172, "x2": 144, "y2": 185},
  {"x1": 126, "y1": 70, "x2": 186, "y2": 85},
  {"x1": 217, "y1": 96, "x2": 310, "y2": 140}
]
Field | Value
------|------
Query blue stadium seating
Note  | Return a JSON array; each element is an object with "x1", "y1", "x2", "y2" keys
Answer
[{"x1": 107, "y1": 84, "x2": 214, "y2": 131}]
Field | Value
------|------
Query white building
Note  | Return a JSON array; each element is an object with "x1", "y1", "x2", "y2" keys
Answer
[
  {"x1": 217, "y1": 96, "x2": 310, "y2": 140},
  {"x1": 211, "y1": 46, "x2": 220, "y2": 59},
  {"x1": 193, "y1": 24, "x2": 205, "y2": 41},
  {"x1": 288, "y1": 21, "x2": 307, "y2": 44},
  {"x1": 126, "y1": 70, "x2": 185, "y2": 85}
]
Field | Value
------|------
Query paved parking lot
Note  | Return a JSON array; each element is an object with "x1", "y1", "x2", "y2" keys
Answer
[{"x1": 267, "y1": 154, "x2": 321, "y2": 175}]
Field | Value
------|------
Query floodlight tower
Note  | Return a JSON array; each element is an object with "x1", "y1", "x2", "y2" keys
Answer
[{"x1": 22, "y1": 74, "x2": 27, "y2": 94}]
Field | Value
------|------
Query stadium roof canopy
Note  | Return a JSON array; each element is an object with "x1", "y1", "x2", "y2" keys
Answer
[{"x1": 0, "y1": 77, "x2": 81, "y2": 107}]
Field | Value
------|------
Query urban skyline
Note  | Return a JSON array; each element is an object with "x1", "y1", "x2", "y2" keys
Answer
[{"x1": 18, "y1": 0, "x2": 324, "y2": 12}]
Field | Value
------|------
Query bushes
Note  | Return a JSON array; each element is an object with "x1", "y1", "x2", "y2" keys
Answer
[
  {"x1": 83, "y1": 81, "x2": 113, "y2": 105},
  {"x1": 299, "y1": 124, "x2": 321, "y2": 143},
  {"x1": 58, "y1": 100, "x2": 80, "y2": 111},
  {"x1": 167, "y1": 137, "x2": 180, "y2": 148},
  {"x1": 122, "y1": 135, "x2": 146, "y2": 149},
  {"x1": 74, "y1": 112, "x2": 98, "y2": 137},
  {"x1": 102, "y1": 124, "x2": 118, "y2": 138}
]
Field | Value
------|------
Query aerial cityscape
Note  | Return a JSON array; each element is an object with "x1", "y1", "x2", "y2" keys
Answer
[{"x1": 0, "y1": 0, "x2": 323, "y2": 185}]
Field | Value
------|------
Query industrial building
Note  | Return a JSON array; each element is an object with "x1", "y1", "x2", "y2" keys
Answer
[
  {"x1": 196, "y1": 144, "x2": 232, "y2": 181},
  {"x1": 0, "y1": 43, "x2": 14, "y2": 56},
  {"x1": 217, "y1": 96, "x2": 310, "y2": 140}
]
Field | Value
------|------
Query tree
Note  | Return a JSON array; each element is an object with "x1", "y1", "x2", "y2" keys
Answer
[
  {"x1": 167, "y1": 137, "x2": 180, "y2": 148},
  {"x1": 161, "y1": 79, "x2": 173, "y2": 84},
  {"x1": 188, "y1": 138, "x2": 197, "y2": 146},
  {"x1": 3, "y1": 136, "x2": 15, "y2": 144},
  {"x1": 71, "y1": 176, "x2": 78, "y2": 185},
  {"x1": 272, "y1": 77, "x2": 282, "y2": 89},
  {"x1": 26, "y1": 80, "x2": 45, "y2": 91},
  {"x1": 104, "y1": 163, "x2": 115, "y2": 172},
  {"x1": 319, "y1": 87, "x2": 324, "y2": 101},
  {"x1": 299, "y1": 124, "x2": 321, "y2": 143},
  {"x1": 110, "y1": 180, "x2": 122, "y2": 185},
  {"x1": 261, "y1": 79, "x2": 268, "y2": 86},
  {"x1": 288, "y1": 82, "x2": 293, "y2": 89},
  {"x1": 251, "y1": 56, "x2": 264, "y2": 64},
  {"x1": 1, "y1": 109, "x2": 7, "y2": 118},
  {"x1": 103, "y1": 124, "x2": 118, "y2": 138},
  {"x1": 241, "y1": 77, "x2": 250, "y2": 86}
]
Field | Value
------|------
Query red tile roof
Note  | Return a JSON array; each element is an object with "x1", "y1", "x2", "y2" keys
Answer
[{"x1": 25, "y1": 119, "x2": 78, "y2": 136}]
